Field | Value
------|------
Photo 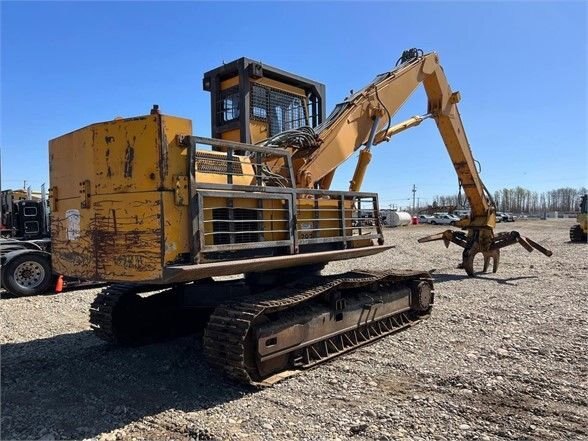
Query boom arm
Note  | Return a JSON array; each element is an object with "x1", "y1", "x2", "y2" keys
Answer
[
  {"x1": 298, "y1": 51, "x2": 492, "y2": 223},
  {"x1": 286, "y1": 49, "x2": 551, "y2": 276}
]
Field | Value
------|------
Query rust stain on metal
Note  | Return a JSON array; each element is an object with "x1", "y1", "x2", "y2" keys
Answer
[
  {"x1": 111, "y1": 209, "x2": 117, "y2": 234},
  {"x1": 159, "y1": 117, "x2": 168, "y2": 186},
  {"x1": 57, "y1": 251, "x2": 93, "y2": 268},
  {"x1": 105, "y1": 148, "x2": 112, "y2": 178},
  {"x1": 124, "y1": 141, "x2": 135, "y2": 178},
  {"x1": 90, "y1": 223, "x2": 160, "y2": 276},
  {"x1": 113, "y1": 254, "x2": 151, "y2": 270},
  {"x1": 89, "y1": 199, "x2": 161, "y2": 278}
]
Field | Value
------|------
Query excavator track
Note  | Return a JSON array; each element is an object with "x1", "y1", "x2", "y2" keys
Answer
[
  {"x1": 203, "y1": 269, "x2": 433, "y2": 386},
  {"x1": 90, "y1": 284, "x2": 139, "y2": 344},
  {"x1": 90, "y1": 283, "x2": 186, "y2": 345},
  {"x1": 89, "y1": 270, "x2": 433, "y2": 386}
]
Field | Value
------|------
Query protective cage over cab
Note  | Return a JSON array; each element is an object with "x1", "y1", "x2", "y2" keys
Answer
[{"x1": 203, "y1": 57, "x2": 326, "y2": 144}]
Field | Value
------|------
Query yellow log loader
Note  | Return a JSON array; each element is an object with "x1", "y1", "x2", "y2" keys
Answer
[
  {"x1": 48, "y1": 49, "x2": 551, "y2": 385},
  {"x1": 570, "y1": 194, "x2": 587, "y2": 242}
]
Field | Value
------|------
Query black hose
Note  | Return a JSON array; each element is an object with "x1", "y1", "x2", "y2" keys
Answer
[
  {"x1": 260, "y1": 126, "x2": 319, "y2": 150},
  {"x1": 374, "y1": 85, "x2": 391, "y2": 141},
  {"x1": 395, "y1": 48, "x2": 424, "y2": 66}
]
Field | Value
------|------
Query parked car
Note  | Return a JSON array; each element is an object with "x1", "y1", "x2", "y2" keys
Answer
[
  {"x1": 500, "y1": 212, "x2": 516, "y2": 222},
  {"x1": 430, "y1": 214, "x2": 459, "y2": 225},
  {"x1": 418, "y1": 214, "x2": 435, "y2": 224},
  {"x1": 495, "y1": 212, "x2": 515, "y2": 222},
  {"x1": 453, "y1": 209, "x2": 470, "y2": 219}
]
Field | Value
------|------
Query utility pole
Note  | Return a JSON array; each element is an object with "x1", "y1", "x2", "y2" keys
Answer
[{"x1": 412, "y1": 184, "x2": 417, "y2": 215}]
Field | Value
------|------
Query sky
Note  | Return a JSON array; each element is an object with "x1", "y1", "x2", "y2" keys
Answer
[{"x1": 1, "y1": 1, "x2": 586, "y2": 209}]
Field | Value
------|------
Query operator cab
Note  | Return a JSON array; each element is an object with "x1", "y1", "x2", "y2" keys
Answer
[{"x1": 203, "y1": 57, "x2": 326, "y2": 146}]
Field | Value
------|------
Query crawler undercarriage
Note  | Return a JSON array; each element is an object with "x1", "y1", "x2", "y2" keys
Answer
[{"x1": 90, "y1": 268, "x2": 433, "y2": 386}]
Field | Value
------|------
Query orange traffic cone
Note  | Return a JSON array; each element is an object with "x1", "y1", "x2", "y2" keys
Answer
[{"x1": 55, "y1": 275, "x2": 64, "y2": 293}]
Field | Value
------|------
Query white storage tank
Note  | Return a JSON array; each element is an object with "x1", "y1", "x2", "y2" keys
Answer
[{"x1": 386, "y1": 211, "x2": 412, "y2": 227}]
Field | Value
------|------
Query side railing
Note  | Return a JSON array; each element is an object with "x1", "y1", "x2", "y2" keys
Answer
[
  {"x1": 295, "y1": 189, "x2": 383, "y2": 248},
  {"x1": 177, "y1": 135, "x2": 384, "y2": 264}
]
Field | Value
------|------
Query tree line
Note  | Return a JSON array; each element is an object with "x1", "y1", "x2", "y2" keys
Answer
[{"x1": 432, "y1": 186, "x2": 587, "y2": 214}]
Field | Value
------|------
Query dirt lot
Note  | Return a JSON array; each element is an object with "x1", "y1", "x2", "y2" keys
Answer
[{"x1": 1, "y1": 219, "x2": 586, "y2": 441}]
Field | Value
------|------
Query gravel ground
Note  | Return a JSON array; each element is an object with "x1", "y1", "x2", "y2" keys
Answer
[{"x1": 1, "y1": 219, "x2": 586, "y2": 441}]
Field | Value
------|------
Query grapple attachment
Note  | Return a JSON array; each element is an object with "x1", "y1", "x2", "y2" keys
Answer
[{"x1": 418, "y1": 229, "x2": 552, "y2": 277}]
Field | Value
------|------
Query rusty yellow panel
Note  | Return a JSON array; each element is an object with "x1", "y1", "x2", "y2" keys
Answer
[
  {"x1": 50, "y1": 195, "x2": 89, "y2": 278},
  {"x1": 162, "y1": 191, "x2": 190, "y2": 265},
  {"x1": 161, "y1": 115, "x2": 193, "y2": 190},
  {"x1": 154, "y1": 115, "x2": 191, "y2": 265},
  {"x1": 51, "y1": 113, "x2": 194, "y2": 199},
  {"x1": 91, "y1": 116, "x2": 161, "y2": 194},
  {"x1": 50, "y1": 114, "x2": 165, "y2": 200},
  {"x1": 50, "y1": 112, "x2": 196, "y2": 282},
  {"x1": 49, "y1": 125, "x2": 97, "y2": 201},
  {"x1": 51, "y1": 192, "x2": 164, "y2": 282},
  {"x1": 80, "y1": 180, "x2": 91, "y2": 208},
  {"x1": 173, "y1": 176, "x2": 189, "y2": 205}
]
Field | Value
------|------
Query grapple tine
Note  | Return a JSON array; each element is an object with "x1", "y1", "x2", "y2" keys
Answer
[
  {"x1": 483, "y1": 255, "x2": 491, "y2": 272},
  {"x1": 516, "y1": 236, "x2": 534, "y2": 253},
  {"x1": 462, "y1": 249, "x2": 476, "y2": 277},
  {"x1": 492, "y1": 251, "x2": 500, "y2": 273},
  {"x1": 481, "y1": 250, "x2": 500, "y2": 274},
  {"x1": 419, "y1": 226, "x2": 550, "y2": 277},
  {"x1": 419, "y1": 230, "x2": 461, "y2": 249},
  {"x1": 417, "y1": 232, "x2": 447, "y2": 243},
  {"x1": 525, "y1": 237, "x2": 553, "y2": 257},
  {"x1": 462, "y1": 245, "x2": 499, "y2": 277}
]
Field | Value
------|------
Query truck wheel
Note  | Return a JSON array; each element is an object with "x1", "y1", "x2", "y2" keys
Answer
[{"x1": 2, "y1": 254, "x2": 53, "y2": 296}]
